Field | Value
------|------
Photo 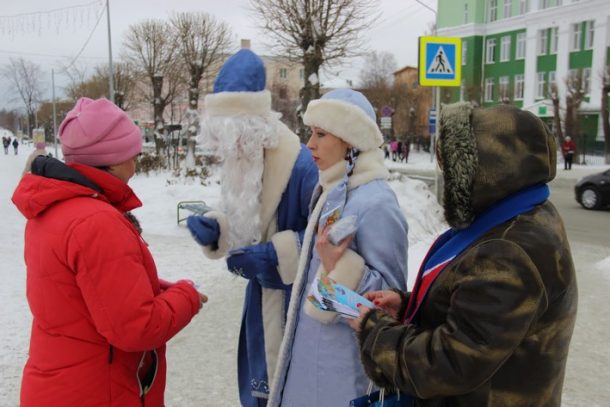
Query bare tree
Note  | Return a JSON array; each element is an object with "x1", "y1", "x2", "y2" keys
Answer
[
  {"x1": 123, "y1": 19, "x2": 184, "y2": 158},
  {"x1": 549, "y1": 82, "x2": 563, "y2": 141},
  {"x1": 63, "y1": 62, "x2": 135, "y2": 111},
  {"x1": 0, "y1": 109, "x2": 19, "y2": 134},
  {"x1": 601, "y1": 65, "x2": 610, "y2": 164},
  {"x1": 170, "y1": 11, "x2": 233, "y2": 168},
  {"x1": 251, "y1": 0, "x2": 379, "y2": 139},
  {"x1": 564, "y1": 71, "x2": 585, "y2": 144},
  {"x1": 1, "y1": 58, "x2": 45, "y2": 137},
  {"x1": 359, "y1": 51, "x2": 397, "y2": 89}
]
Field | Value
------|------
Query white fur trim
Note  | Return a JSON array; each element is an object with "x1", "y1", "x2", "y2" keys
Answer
[
  {"x1": 204, "y1": 90, "x2": 271, "y2": 117},
  {"x1": 271, "y1": 230, "x2": 301, "y2": 285},
  {"x1": 304, "y1": 249, "x2": 366, "y2": 323},
  {"x1": 348, "y1": 149, "x2": 388, "y2": 188},
  {"x1": 262, "y1": 288, "x2": 285, "y2": 387},
  {"x1": 327, "y1": 248, "x2": 366, "y2": 290},
  {"x1": 303, "y1": 99, "x2": 383, "y2": 152},
  {"x1": 268, "y1": 189, "x2": 327, "y2": 406},
  {"x1": 200, "y1": 211, "x2": 231, "y2": 259},
  {"x1": 259, "y1": 125, "x2": 301, "y2": 240}
]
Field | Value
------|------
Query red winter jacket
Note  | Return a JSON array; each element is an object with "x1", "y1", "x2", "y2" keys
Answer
[{"x1": 12, "y1": 159, "x2": 201, "y2": 407}]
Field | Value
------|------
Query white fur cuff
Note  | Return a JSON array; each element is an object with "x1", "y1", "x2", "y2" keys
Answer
[
  {"x1": 327, "y1": 248, "x2": 366, "y2": 290},
  {"x1": 271, "y1": 230, "x2": 301, "y2": 285},
  {"x1": 303, "y1": 99, "x2": 383, "y2": 152},
  {"x1": 204, "y1": 90, "x2": 271, "y2": 117},
  {"x1": 304, "y1": 249, "x2": 366, "y2": 324},
  {"x1": 200, "y1": 210, "x2": 231, "y2": 260}
]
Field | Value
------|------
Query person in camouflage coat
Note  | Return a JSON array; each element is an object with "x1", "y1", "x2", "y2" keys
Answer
[{"x1": 347, "y1": 102, "x2": 578, "y2": 406}]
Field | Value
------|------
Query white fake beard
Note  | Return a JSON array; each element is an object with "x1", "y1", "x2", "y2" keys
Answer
[{"x1": 199, "y1": 113, "x2": 281, "y2": 249}]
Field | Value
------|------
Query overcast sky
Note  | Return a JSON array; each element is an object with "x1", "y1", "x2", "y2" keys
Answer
[{"x1": 0, "y1": 0, "x2": 436, "y2": 111}]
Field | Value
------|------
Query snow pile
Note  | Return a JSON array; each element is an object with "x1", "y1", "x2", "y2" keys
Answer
[{"x1": 595, "y1": 255, "x2": 610, "y2": 273}]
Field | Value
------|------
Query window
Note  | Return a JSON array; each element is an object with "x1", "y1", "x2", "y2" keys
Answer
[
  {"x1": 514, "y1": 74, "x2": 525, "y2": 99},
  {"x1": 486, "y1": 38, "x2": 496, "y2": 63},
  {"x1": 570, "y1": 23, "x2": 581, "y2": 51},
  {"x1": 279, "y1": 68, "x2": 288, "y2": 79},
  {"x1": 462, "y1": 41, "x2": 468, "y2": 65},
  {"x1": 536, "y1": 72, "x2": 546, "y2": 99},
  {"x1": 504, "y1": 0, "x2": 512, "y2": 17},
  {"x1": 279, "y1": 86, "x2": 288, "y2": 99},
  {"x1": 519, "y1": 0, "x2": 529, "y2": 14},
  {"x1": 537, "y1": 29, "x2": 548, "y2": 55},
  {"x1": 464, "y1": 3, "x2": 469, "y2": 23},
  {"x1": 500, "y1": 36, "x2": 511, "y2": 61},
  {"x1": 489, "y1": 0, "x2": 498, "y2": 22},
  {"x1": 568, "y1": 69, "x2": 579, "y2": 87},
  {"x1": 516, "y1": 32, "x2": 526, "y2": 59},
  {"x1": 550, "y1": 27, "x2": 558, "y2": 54},
  {"x1": 499, "y1": 76, "x2": 510, "y2": 100},
  {"x1": 583, "y1": 67, "x2": 591, "y2": 94},
  {"x1": 585, "y1": 20, "x2": 594, "y2": 49},
  {"x1": 485, "y1": 78, "x2": 495, "y2": 101},
  {"x1": 548, "y1": 71, "x2": 557, "y2": 90}
]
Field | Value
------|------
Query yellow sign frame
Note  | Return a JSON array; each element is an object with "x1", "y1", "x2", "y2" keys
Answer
[{"x1": 419, "y1": 36, "x2": 462, "y2": 87}]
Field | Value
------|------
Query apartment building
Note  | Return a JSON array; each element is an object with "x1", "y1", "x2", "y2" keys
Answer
[{"x1": 437, "y1": 0, "x2": 610, "y2": 149}]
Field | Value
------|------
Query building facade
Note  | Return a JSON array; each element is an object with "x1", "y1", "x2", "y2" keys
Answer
[
  {"x1": 437, "y1": 0, "x2": 610, "y2": 154},
  {"x1": 393, "y1": 66, "x2": 433, "y2": 142}
]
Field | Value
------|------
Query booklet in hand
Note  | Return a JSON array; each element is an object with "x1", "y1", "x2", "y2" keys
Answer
[{"x1": 307, "y1": 273, "x2": 375, "y2": 319}]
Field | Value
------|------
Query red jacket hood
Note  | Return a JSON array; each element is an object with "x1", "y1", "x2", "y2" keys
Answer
[{"x1": 12, "y1": 162, "x2": 142, "y2": 219}]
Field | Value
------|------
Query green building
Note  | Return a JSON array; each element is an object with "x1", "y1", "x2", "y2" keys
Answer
[{"x1": 436, "y1": 0, "x2": 609, "y2": 157}]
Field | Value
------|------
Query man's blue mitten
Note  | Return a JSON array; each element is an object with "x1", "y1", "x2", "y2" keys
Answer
[
  {"x1": 226, "y1": 242, "x2": 278, "y2": 280},
  {"x1": 187, "y1": 215, "x2": 220, "y2": 248}
]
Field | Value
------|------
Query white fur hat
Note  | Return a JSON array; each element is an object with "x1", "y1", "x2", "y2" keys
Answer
[{"x1": 303, "y1": 89, "x2": 383, "y2": 151}]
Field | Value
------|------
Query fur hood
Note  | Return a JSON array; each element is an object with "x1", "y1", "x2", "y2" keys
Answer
[{"x1": 438, "y1": 102, "x2": 557, "y2": 229}]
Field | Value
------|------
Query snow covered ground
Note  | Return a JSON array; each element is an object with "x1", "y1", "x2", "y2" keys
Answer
[{"x1": 1, "y1": 144, "x2": 609, "y2": 406}]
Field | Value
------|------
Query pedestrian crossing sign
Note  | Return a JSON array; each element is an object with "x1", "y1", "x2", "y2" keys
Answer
[{"x1": 419, "y1": 36, "x2": 461, "y2": 86}]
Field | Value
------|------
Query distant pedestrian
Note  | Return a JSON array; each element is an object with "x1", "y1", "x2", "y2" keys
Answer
[
  {"x1": 3, "y1": 137, "x2": 10, "y2": 155},
  {"x1": 384, "y1": 143, "x2": 390, "y2": 160},
  {"x1": 401, "y1": 138, "x2": 410, "y2": 163},
  {"x1": 12, "y1": 138, "x2": 19, "y2": 155},
  {"x1": 561, "y1": 136, "x2": 576, "y2": 170},
  {"x1": 390, "y1": 139, "x2": 398, "y2": 161}
]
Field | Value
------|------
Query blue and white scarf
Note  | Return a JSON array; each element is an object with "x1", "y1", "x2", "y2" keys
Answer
[{"x1": 404, "y1": 183, "x2": 551, "y2": 322}]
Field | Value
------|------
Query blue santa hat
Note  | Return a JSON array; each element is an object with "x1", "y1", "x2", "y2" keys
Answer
[
  {"x1": 303, "y1": 89, "x2": 383, "y2": 152},
  {"x1": 204, "y1": 49, "x2": 271, "y2": 117}
]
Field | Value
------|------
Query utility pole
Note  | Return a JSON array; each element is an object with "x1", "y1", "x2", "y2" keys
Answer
[
  {"x1": 52, "y1": 69, "x2": 58, "y2": 157},
  {"x1": 106, "y1": 0, "x2": 114, "y2": 103}
]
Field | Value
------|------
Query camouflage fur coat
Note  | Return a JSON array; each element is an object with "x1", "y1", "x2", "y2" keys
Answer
[{"x1": 358, "y1": 103, "x2": 578, "y2": 407}]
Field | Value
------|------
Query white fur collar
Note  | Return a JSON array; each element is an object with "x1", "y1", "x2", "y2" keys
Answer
[
  {"x1": 318, "y1": 148, "x2": 388, "y2": 192},
  {"x1": 259, "y1": 124, "x2": 301, "y2": 238}
]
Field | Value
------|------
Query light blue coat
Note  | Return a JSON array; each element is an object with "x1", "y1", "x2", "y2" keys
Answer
[{"x1": 269, "y1": 150, "x2": 409, "y2": 406}]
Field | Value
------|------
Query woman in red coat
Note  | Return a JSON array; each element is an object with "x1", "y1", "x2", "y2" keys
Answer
[{"x1": 11, "y1": 97, "x2": 206, "y2": 407}]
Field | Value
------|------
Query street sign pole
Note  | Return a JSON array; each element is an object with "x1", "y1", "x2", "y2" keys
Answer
[{"x1": 418, "y1": 36, "x2": 461, "y2": 203}]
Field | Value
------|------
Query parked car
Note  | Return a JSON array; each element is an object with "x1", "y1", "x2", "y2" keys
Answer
[{"x1": 574, "y1": 169, "x2": 610, "y2": 210}]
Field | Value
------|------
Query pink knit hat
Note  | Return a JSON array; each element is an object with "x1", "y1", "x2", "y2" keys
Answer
[{"x1": 59, "y1": 97, "x2": 142, "y2": 166}]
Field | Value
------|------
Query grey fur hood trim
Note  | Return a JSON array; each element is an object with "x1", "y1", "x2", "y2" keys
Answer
[
  {"x1": 438, "y1": 102, "x2": 478, "y2": 229},
  {"x1": 439, "y1": 102, "x2": 557, "y2": 229}
]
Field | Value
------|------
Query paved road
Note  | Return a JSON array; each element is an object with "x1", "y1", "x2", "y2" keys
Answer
[{"x1": 548, "y1": 177, "x2": 610, "y2": 246}]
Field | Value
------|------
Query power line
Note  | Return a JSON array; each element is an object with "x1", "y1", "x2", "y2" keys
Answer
[
  {"x1": 414, "y1": 0, "x2": 437, "y2": 15},
  {"x1": 61, "y1": 5, "x2": 106, "y2": 72},
  {"x1": 0, "y1": 1, "x2": 102, "y2": 18}
]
